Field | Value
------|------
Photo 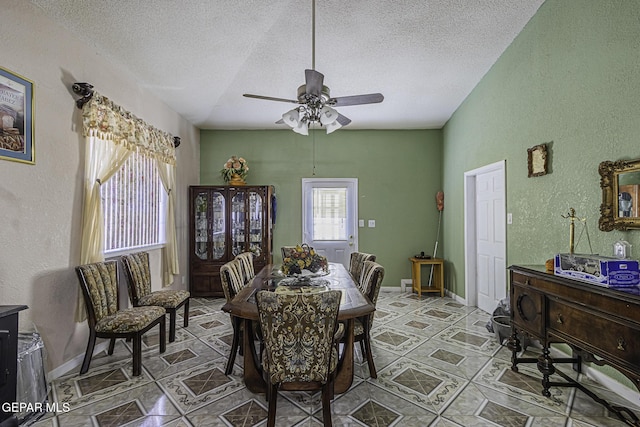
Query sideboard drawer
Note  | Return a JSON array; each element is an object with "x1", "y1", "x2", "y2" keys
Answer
[
  {"x1": 548, "y1": 298, "x2": 640, "y2": 369},
  {"x1": 512, "y1": 283, "x2": 544, "y2": 338}
]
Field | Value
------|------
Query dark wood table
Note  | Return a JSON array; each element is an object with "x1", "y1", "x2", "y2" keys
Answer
[{"x1": 221, "y1": 263, "x2": 375, "y2": 394}]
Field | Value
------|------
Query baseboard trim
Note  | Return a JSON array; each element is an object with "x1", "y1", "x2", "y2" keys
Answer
[
  {"x1": 47, "y1": 341, "x2": 109, "y2": 380},
  {"x1": 381, "y1": 285, "x2": 404, "y2": 293},
  {"x1": 446, "y1": 289, "x2": 466, "y2": 305},
  {"x1": 400, "y1": 279, "x2": 413, "y2": 292}
]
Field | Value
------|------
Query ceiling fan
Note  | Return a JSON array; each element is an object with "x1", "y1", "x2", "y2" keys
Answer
[{"x1": 243, "y1": 0, "x2": 384, "y2": 135}]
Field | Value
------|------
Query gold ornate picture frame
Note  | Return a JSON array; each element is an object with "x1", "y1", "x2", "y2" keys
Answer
[
  {"x1": 0, "y1": 66, "x2": 35, "y2": 165},
  {"x1": 527, "y1": 143, "x2": 548, "y2": 177}
]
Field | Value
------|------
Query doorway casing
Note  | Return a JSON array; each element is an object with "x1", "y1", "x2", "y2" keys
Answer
[{"x1": 463, "y1": 160, "x2": 507, "y2": 309}]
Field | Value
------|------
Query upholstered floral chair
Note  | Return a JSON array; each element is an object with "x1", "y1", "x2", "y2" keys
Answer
[
  {"x1": 121, "y1": 251, "x2": 190, "y2": 343},
  {"x1": 235, "y1": 251, "x2": 255, "y2": 285},
  {"x1": 76, "y1": 261, "x2": 166, "y2": 376},
  {"x1": 256, "y1": 288, "x2": 342, "y2": 427},
  {"x1": 347, "y1": 260, "x2": 384, "y2": 378},
  {"x1": 220, "y1": 259, "x2": 248, "y2": 375},
  {"x1": 348, "y1": 252, "x2": 377, "y2": 288}
]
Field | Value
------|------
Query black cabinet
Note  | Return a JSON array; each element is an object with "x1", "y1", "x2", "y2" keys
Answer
[{"x1": 0, "y1": 305, "x2": 28, "y2": 424}]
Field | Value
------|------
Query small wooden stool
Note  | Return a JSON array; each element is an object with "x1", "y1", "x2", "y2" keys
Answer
[{"x1": 409, "y1": 257, "x2": 445, "y2": 297}]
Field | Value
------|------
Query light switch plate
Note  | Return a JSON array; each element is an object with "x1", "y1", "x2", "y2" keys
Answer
[
  {"x1": 359, "y1": 219, "x2": 365, "y2": 227},
  {"x1": 368, "y1": 219, "x2": 376, "y2": 228}
]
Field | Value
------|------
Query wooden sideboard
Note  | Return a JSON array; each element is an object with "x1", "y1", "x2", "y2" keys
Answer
[{"x1": 508, "y1": 265, "x2": 640, "y2": 425}]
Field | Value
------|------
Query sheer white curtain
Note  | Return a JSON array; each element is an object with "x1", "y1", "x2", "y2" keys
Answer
[
  {"x1": 157, "y1": 161, "x2": 179, "y2": 286},
  {"x1": 75, "y1": 91, "x2": 178, "y2": 321}
]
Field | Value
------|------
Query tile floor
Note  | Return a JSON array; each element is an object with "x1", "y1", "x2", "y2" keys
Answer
[{"x1": 28, "y1": 292, "x2": 640, "y2": 426}]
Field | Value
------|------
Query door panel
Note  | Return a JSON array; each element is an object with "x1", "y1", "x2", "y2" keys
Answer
[
  {"x1": 302, "y1": 178, "x2": 358, "y2": 268},
  {"x1": 476, "y1": 169, "x2": 506, "y2": 313}
]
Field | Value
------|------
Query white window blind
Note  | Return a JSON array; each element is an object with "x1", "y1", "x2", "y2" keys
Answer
[
  {"x1": 101, "y1": 151, "x2": 165, "y2": 253},
  {"x1": 312, "y1": 187, "x2": 347, "y2": 240}
]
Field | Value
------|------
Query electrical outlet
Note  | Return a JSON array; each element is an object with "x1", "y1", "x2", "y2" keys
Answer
[{"x1": 507, "y1": 213, "x2": 513, "y2": 225}]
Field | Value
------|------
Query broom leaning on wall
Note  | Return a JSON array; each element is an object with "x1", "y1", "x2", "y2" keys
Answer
[{"x1": 428, "y1": 191, "x2": 444, "y2": 288}]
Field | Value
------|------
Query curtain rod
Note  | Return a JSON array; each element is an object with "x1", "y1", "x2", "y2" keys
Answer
[{"x1": 71, "y1": 82, "x2": 181, "y2": 148}]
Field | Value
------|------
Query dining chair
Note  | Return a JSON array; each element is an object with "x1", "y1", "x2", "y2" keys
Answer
[
  {"x1": 121, "y1": 251, "x2": 190, "y2": 343},
  {"x1": 235, "y1": 251, "x2": 255, "y2": 284},
  {"x1": 220, "y1": 259, "x2": 247, "y2": 375},
  {"x1": 256, "y1": 288, "x2": 342, "y2": 427},
  {"x1": 347, "y1": 260, "x2": 384, "y2": 378},
  {"x1": 280, "y1": 246, "x2": 298, "y2": 260},
  {"x1": 76, "y1": 261, "x2": 166, "y2": 376},
  {"x1": 348, "y1": 252, "x2": 377, "y2": 289}
]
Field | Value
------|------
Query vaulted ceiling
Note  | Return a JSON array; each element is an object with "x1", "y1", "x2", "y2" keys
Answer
[{"x1": 32, "y1": 0, "x2": 544, "y2": 130}]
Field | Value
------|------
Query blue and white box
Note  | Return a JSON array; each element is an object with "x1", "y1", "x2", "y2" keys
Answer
[{"x1": 554, "y1": 253, "x2": 640, "y2": 287}]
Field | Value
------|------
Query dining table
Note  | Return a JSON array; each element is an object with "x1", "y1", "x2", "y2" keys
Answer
[{"x1": 221, "y1": 262, "x2": 375, "y2": 394}]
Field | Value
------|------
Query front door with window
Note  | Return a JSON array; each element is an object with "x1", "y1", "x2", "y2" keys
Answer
[{"x1": 302, "y1": 178, "x2": 358, "y2": 268}]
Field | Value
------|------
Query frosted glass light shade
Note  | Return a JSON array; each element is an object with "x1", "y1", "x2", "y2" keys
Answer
[
  {"x1": 282, "y1": 109, "x2": 301, "y2": 128},
  {"x1": 319, "y1": 106, "x2": 339, "y2": 125}
]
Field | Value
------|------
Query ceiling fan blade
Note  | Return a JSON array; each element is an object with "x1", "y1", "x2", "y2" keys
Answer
[
  {"x1": 305, "y1": 69, "x2": 324, "y2": 96},
  {"x1": 243, "y1": 93, "x2": 299, "y2": 104},
  {"x1": 336, "y1": 113, "x2": 351, "y2": 126},
  {"x1": 275, "y1": 118, "x2": 284, "y2": 124},
  {"x1": 329, "y1": 93, "x2": 384, "y2": 107}
]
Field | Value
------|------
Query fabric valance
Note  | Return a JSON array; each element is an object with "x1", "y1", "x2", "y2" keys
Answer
[{"x1": 81, "y1": 91, "x2": 176, "y2": 164}]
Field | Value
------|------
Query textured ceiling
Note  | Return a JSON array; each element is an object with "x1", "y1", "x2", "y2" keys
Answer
[{"x1": 31, "y1": 0, "x2": 544, "y2": 130}]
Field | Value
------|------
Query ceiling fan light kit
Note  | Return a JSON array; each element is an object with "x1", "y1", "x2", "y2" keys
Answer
[{"x1": 243, "y1": 0, "x2": 383, "y2": 135}]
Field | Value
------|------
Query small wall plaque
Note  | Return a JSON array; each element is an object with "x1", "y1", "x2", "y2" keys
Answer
[{"x1": 527, "y1": 143, "x2": 548, "y2": 177}]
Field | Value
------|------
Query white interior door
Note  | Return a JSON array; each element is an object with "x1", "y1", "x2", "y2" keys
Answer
[
  {"x1": 302, "y1": 178, "x2": 358, "y2": 268},
  {"x1": 475, "y1": 169, "x2": 507, "y2": 313},
  {"x1": 464, "y1": 160, "x2": 507, "y2": 313}
]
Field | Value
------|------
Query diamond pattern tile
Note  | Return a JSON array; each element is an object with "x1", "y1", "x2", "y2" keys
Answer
[
  {"x1": 479, "y1": 401, "x2": 529, "y2": 427},
  {"x1": 431, "y1": 348, "x2": 464, "y2": 366},
  {"x1": 183, "y1": 368, "x2": 231, "y2": 396},
  {"x1": 77, "y1": 369, "x2": 128, "y2": 395},
  {"x1": 95, "y1": 401, "x2": 144, "y2": 427},
  {"x1": 222, "y1": 400, "x2": 268, "y2": 426},
  {"x1": 163, "y1": 349, "x2": 197, "y2": 365},
  {"x1": 352, "y1": 400, "x2": 401, "y2": 427},
  {"x1": 394, "y1": 368, "x2": 443, "y2": 395},
  {"x1": 39, "y1": 291, "x2": 640, "y2": 426}
]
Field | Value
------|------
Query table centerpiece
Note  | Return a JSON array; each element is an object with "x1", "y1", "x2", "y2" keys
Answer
[{"x1": 281, "y1": 244, "x2": 329, "y2": 278}]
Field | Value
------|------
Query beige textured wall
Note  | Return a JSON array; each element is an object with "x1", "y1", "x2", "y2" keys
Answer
[{"x1": 0, "y1": 1, "x2": 199, "y2": 375}]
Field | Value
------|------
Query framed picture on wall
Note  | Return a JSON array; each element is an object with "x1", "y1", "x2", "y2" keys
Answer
[
  {"x1": 527, "y1": 143, "x2": 548, "y2": 177},
  {"x1": 0, "y1": 66, "x2": 34, "y2": 165}
]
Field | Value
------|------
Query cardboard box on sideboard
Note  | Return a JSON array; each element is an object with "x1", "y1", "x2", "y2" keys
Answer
[{"x1": 554, "y1": 253, "x2": 640, "y2": 287}]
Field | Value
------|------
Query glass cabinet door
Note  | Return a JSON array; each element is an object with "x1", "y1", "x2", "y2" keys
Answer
[
  {"x1": 249, "y1": 191, "x2": 263, "y2": 257},
  {"x1": 231, "y1": 191, "x2": 246, "y2": 256},
  {"x1": 194, "y1": 192, "x2": 208, "y2": 260},
  {"x1": 211, "y1": 191, "x2": 226, "y2": 260}
]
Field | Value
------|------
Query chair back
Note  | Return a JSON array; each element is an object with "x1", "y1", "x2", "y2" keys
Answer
[
  {"x1": 349, "y1": 252, "x2": 377, "y2": 287},
  {"x1": 76, "y1": 261, "x2": 120, "y2": 326},
  {"x1": 235, "y1": 252, "x2": 255, "y2": 284},
  {"x1": 256, "y1": 289, "x2": 341, "y2": 384},
  {"x1": 360, "y1": 261, "x2": 385, "y2": 329},
  {"x1": 281, "y1": 246, "x2": 297, "y2": 260},
  {"x1": 220, "y1": 259, "x2": 245, "y2": 302},
  {"x1": 121, "y1": 251, "x2": 152, "y2": 305}
]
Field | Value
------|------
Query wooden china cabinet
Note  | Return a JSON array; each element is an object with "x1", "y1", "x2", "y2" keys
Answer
[{"x1": 189, "y1": 185, "x2": 273, "y2": 297}]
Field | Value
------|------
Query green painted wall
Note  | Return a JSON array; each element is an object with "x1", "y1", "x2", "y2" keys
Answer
[
  {"x1": 200, "y1": 129, "x2": 443, "y2": 289},
  {"x1": 443, "y1": 0, "x2": 640, "y2": 389}
]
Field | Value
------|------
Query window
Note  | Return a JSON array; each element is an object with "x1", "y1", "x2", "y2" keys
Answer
[
  {"x1": 101, "y1": 151, "x2": 166, "y2": 253},
  {"x1": 312, "y1": 187, "x2": 347, "y2": 240}
]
